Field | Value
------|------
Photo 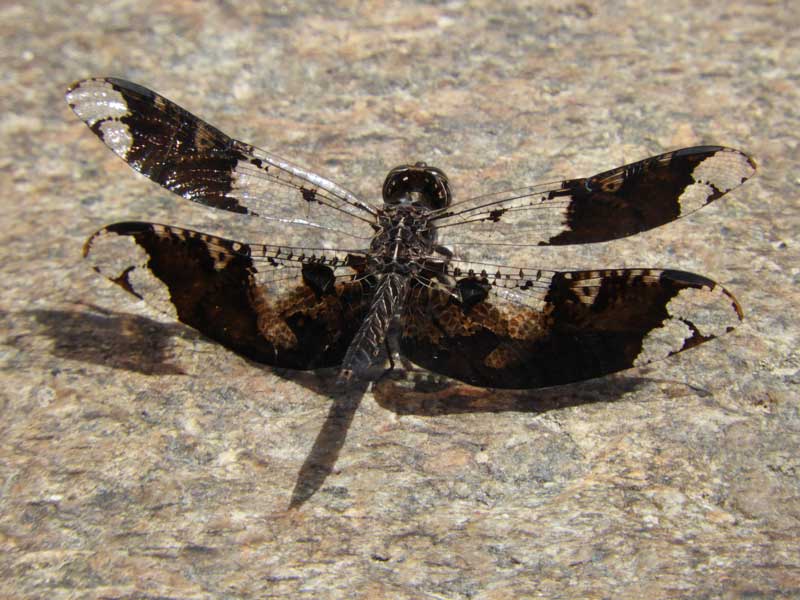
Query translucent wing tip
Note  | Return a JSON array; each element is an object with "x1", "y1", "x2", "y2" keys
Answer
[
  {"x1": 633, "y1": 269, "x2": 744, "y2": 367},
  {"x1": 660, "y1": 268, "x2": 744, "y2": 321}
]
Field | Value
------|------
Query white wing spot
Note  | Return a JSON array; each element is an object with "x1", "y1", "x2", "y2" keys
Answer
[
  {"x1": 678, "y1": 149, "x2": 755, "y2": 215},
  {"x1": 678, "y1": 181, "x2": 716, "y2": 214},
  {"x1": 693, "y1": 149, "x2": 755, "y2": 192},
  {"x1": 66, "y1": 81, "x2": 130, "y2": 126},
  {"x1": 98, "y1": 119, "x2": 133, "y2": 158}
]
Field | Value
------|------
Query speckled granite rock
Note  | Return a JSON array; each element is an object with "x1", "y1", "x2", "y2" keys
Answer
[{"x1": 1, "y1": 1, "x2": 798, "y2": 598}]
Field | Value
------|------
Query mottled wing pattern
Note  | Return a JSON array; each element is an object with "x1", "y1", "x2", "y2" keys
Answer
[
  {"x1": 401, "y1": 262, "x2": 743, "y2": 388},
  {"x1": 84, "y1": 222, "x2": 372, "y2": 369},
  {"x1": 66, "y1": 78, "x2": 376, "y2": 242},
  {"x1": 434, "y1": 146, "x2": 755, "y2": 247}
]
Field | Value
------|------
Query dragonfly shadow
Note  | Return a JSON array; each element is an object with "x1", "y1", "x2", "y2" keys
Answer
[
  {"x1": 22, "y1": 304, "x2": 189, "y2": 375},
  {"x1": 371, "y1": 370, "x2": 652, "y2": 416},
  {"x1": 22, "y1": 306, "x2": 654, "y2": 509},
  {"x1": 281, "y1": 367, "x2": 653, "y2": 509},
  {"x1": 280, "y1": 376, "x2": 368, "y2": 509}
]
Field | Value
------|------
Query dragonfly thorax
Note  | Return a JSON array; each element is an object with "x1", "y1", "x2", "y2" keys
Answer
[{"x1": 368, "y1": 203, "x2": 438, "y2": 276}]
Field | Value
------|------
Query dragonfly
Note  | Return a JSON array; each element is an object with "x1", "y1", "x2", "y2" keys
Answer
[{"x1": 66, "y1": 78, "x2": 755, "y2": 389}]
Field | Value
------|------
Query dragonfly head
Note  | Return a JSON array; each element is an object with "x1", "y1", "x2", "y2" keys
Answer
[{"x1": 382, "y1": 162, "x2": 451, "y2": 210}]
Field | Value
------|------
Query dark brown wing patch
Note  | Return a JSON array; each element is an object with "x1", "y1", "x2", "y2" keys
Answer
[
  {"x1": 84, "y1": 222, "x2": 371, "y2": 369},
  {"x1": 400, "y1": 269, "x2": 743, "y2": 389}
]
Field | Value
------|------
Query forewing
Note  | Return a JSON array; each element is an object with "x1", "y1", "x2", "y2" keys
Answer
[
  {"x1": 66, "y1": 78, "x2": 376, "y2": 242},
  {"x1": 434, "y1": 146, "x2": 755, "y2": 247},
  {"x1": 401, "y1": 264, "x2": 743, "y2": 388},
  {"x1": 84, "y1": 222, "x2": 372, "y2": 369}
]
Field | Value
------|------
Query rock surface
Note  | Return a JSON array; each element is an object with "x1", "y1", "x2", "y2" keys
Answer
[{"x1": 1, "y1": 1, "x2": 798, "y2": 598}]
